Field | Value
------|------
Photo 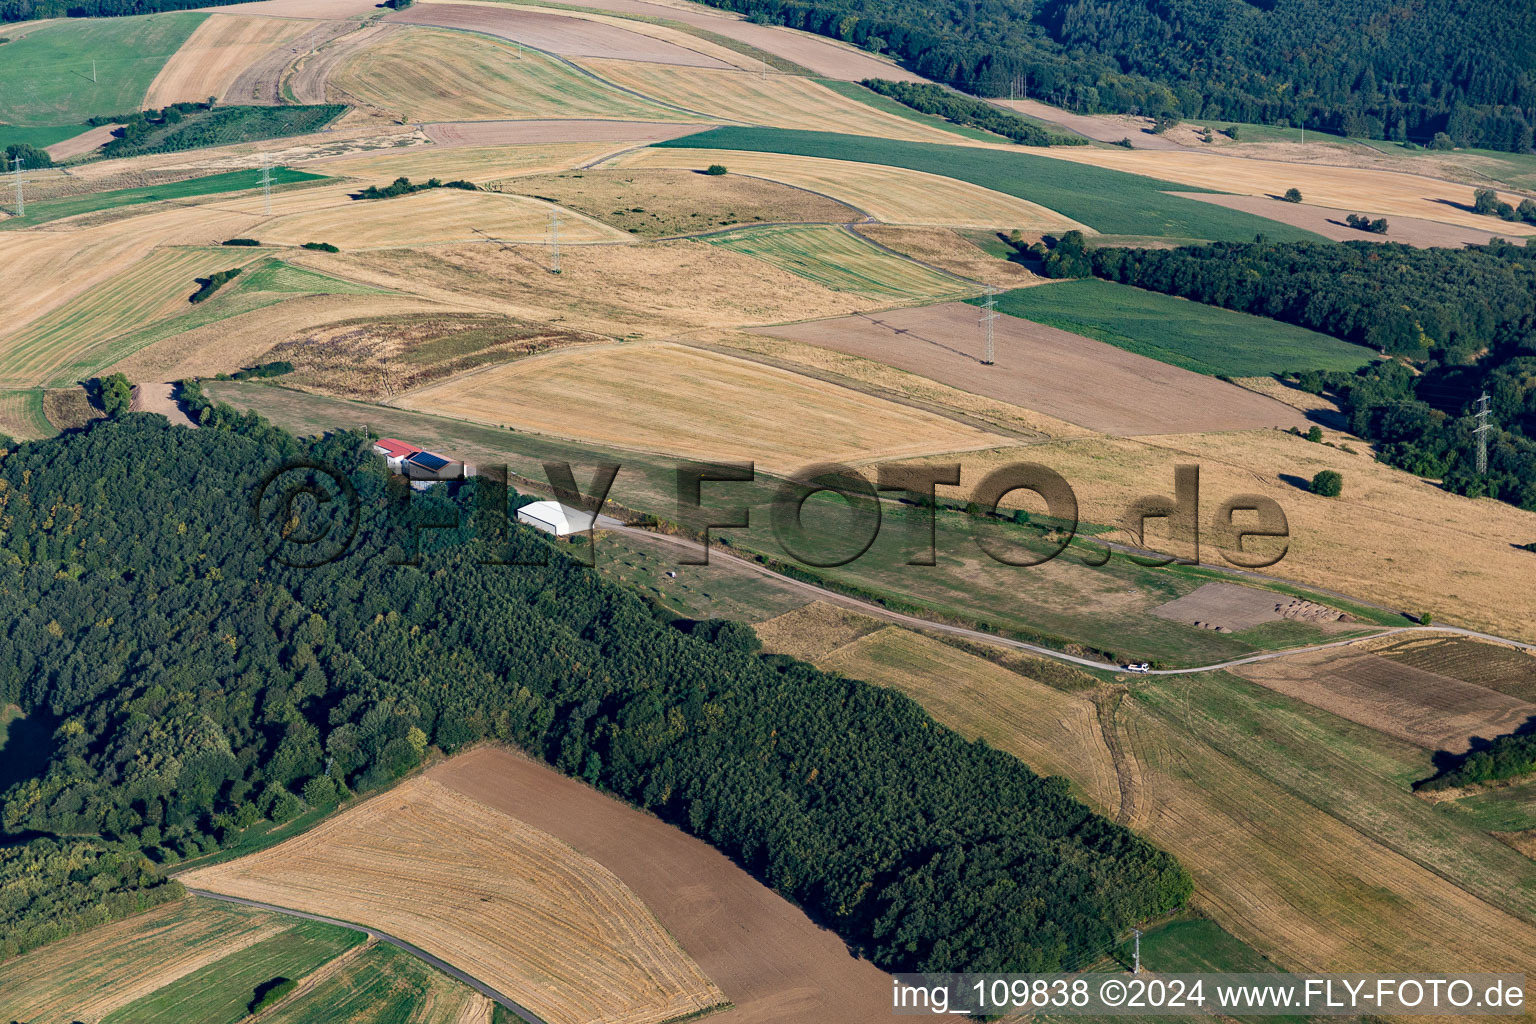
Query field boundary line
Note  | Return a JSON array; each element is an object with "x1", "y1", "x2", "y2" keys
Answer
[{"x1": 182, "y1": 889, "x2": 551, "y2": 1024}]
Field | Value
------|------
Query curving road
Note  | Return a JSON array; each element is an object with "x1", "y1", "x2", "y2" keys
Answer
[
  {"x1": 610, "y1": 523, "x2": 1536, "y2": 675},
  {"x1": 185, "y1": 889, "x2": 549, "y2": 1024}
]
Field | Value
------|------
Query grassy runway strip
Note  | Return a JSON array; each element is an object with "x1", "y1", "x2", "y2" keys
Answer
[
  {"x1": 702, "y1": 224, "x2": 975, "y2": 299},
  {"x1": 981, "y1": 279, "x2": 1374, "y2": 376},
  {"x1": 2, "y1": 167, "x2": 328, "y2": 230},
  {"x1": 654, "y1": 127, "x2": 1327, "y2": 242}
]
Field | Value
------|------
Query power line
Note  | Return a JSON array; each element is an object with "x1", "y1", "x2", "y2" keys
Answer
[
  {"x1": 549, "y1": 207, "x2": 561, "y2": 274},
  {"x1": 978, "y1": 286, "x2": 998, "y2": 365},
  {"x1": 10, "y1": 156, "x2": 24, "y2": 217},
  {"x1": 260, "y1": 152, "x2": 272, "y2": 216},
  {"x1": 1474, "y1": 389, "x2": 1491, "y2": 475}
]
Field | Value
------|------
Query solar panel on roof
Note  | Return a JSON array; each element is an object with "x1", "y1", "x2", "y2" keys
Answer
[{"x1": 407, "y1": 451, "x2": 451, "y2": 471}]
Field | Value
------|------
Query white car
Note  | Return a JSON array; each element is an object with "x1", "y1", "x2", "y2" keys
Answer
[{"x1": 1124, "y1": 662, "x2": 1152, "y2": 674}]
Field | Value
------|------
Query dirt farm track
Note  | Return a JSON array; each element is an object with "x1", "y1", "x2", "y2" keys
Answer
[{"x1": 428, "y1": 748, "x2": 893, "y2": 1024}]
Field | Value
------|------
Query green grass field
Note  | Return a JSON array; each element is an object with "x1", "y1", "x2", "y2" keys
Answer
[
  {"x1": 258, "y1": 942, "x2": 473, "y2": 1024},
  {"x1": 0, "y1": 13, "x2": 207, "y2": 126},
  {"x1": 102, "y1": 919, "x2": 365, "y2": 1024},
  {"x1": 703, "y1": 224, "x2": 974, "y2": 299},
  {"x1": 1127, "y1": 916, "x2": 1287, "y2": 973},
  {"x1": 0, "y1": 123, "x2": 88, "y2": 150},
  {"x1": 981, "y1": 279, "x2": 1374, "y2": 376},
  {"x1": 38, "y1": 257, "x2": 385, "y2": 388},
  {"x1": 1, "y1": 166, "x2": 328, "y2": 230},
  {"x1": 654, "y1": 127, "x2": 1328, "y2": 242},
  {"x1": 0, "y1": 388, "x2": 55, "y2": 440},
  {"x1": 1135, "y1": 669, "x2": 1536, "y2": 925}
]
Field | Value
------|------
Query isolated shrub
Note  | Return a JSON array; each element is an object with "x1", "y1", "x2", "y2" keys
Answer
[
  {"x1": 1305, "y1": 425, "x2": 1322, "y2": 442},
  {"x1": 1429, "y1": 131, "x2": 1454, "y2": 150},
  {"x1": 249, "y1": 978, "x2": 296, "y2": 1014},
  {"x1": 189, "y1": 268, "x2": 241, "y2": 303},
  {"x1": 301, "y1": 241, "x2": 339, "y2": 252},
  {"x1": 1419, "y1": 611, "x2": 1433, "y2": 625},
  {"x1": 1283, "y1": 187, "x2": 1303, "y2": 203},
  {"x1": 1310, "y1": 470, "x2": 1343, "y2": 496},
  {"x1": 221, "y1": 237, "x2": 260, "y2": 247},
  {"x1": 98, "y1": 373, "x2": 132, "y2": 418},
  {"x1": 704, "y1": 164, "x2": 728, "y2": 175},
  {"x1": 1224, "y1": 125, "x2": 1240, "y2": 140}
]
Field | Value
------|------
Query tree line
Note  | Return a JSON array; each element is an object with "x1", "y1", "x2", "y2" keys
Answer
[
  {"x1": 1, "y1": 0, "x2": 246, "y2": 20},
  {"x1": 696, "y1": 0, "x2": 1536, "y2": 152},
  {"x1": 0, "y1": 398, "x2": 1191, "y2": 968},
  {"x1": 1038, "y1": 236, "x2": 1536, "y2": 510},
  {"x1": 861, "y1": 79, "x2": 1085, "y2": 145}
]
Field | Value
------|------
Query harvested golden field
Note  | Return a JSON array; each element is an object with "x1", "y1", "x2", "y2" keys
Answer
[
  {"x1": 706, "y1": 330, "x2": 1085, "y2": 437},
  {"x1": 1233, "y1": 647, "x2": 1536, "y2": 753},
  {"x1": 268, "y1": 311, "x2": 603, "y2": 399},
  {"x1": 330, "y1": 27, "x2": 700, "y2": 123},
  {"x1": 925, "y1": 429, "x2": 1536, "y2": 641},
  {"x1": 702, "y1": 224, "x2": 975, "y2": 300},
  {"x1": 531, "y1": 0, "x2": 923, "y2": 82},
  {"x1": 577, "y1": 59, "x2": 960, "y2": 141},
  {"x1": 292, "y1": 239, "x2": 877, "y2": 338},
  {"x1": 104, "y1": 292, "x2": 457, "y2": 383},
  {"x1": 393, "y1": 341, "x2": 1008, "y2": 473},
  {"x1": 0, "y1": 898, "x2": 288, "y2": 1023},
  {"x1": 0, "y1": 246, "x2": 264, "y2": 388},
  {"x1": 427, "y1": 748, "x2": 896, "y2": 1024},
  {"x1": 411, "y1": 1, "x2": 762, "y2": 70},
  {"x1": 750, "y1": 600, "x2": 884, "y2": 659},
  {"x1": 181, "y1": 776, "x2": 725, "y2": 1024},
  {"x1": 612, "y1": 147, "x2": 1086, "y2": 231},
  {"x1": 144, "y1": 13, "x2": 312, "y2": 107},
  {"x1": 1032, "y1": 146, "x2": 1536, "y2": 236},
  {"x1": 309, "y1": 142, "x2": 618, "y2": 182},
  {"x1": 505, "y1": 167, "x2": 858, "y2": 237},
  {"x1": 806, "y1": 625, "x2": 1536, "y2": 992},
  {"x1": 255, "y1": 187, "x2": 630, "y2": 249},
  {"x1": 1178, "y1": 192, "x2": 1510, "y2": 248},
  {"x1": 855, "y1": 225, "x2": 1044, "y2": 287},
  {"x1": 44, "y1": 123, "x2": 121, "y2": 162},
  {"x1": 758, "y1": 303, "x2": 1309, "y2": 434},
  {"x1": 420, "y1": 120, "x2": 704, "y2": 149},
  {"x1": 41, "y1": 386, "x2": 105, "y2": 432},
  {"x1": 1365, "y1": 635, "x2": 1536, "y2": 702},
  {"x1": 389, "y1": 2, "x2": 732, "y2": 68}
]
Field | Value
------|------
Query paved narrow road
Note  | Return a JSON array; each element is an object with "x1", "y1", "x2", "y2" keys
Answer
[
  {"x1": 184, "y1": 889, "x2": 549, "y2": 1024},
  {"x1": 610, "y1": 524, "x2": 1536, "y2": 675}
]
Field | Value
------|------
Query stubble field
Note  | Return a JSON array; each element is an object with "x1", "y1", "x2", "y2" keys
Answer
[
  {"x1": 610, "y1": 146, "x2": 1085, "y2": 230},
  {"x1": 392, "y1": 340, "x2": 1007, "y2": 473},
  {"x1": 143, "y1": 13, "x2": 313, "y2": 108},
  {"x1": 181, "y1": 775, "x2": 726, "y2": 1024}
]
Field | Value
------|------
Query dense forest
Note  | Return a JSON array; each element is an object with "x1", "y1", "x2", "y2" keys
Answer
[
  {"x1": 1038, "y1": 237, "x2": 1536, "y2": 509},
  {"x1": 0, "y1": 396, "x2": 1190, "y2": 966},
  {"x1": 703, "y1": 0, "x2": 1536, "y2": 151},
  {"x1": 0, "y1": 0, "x2": 246, "y2": 20}
]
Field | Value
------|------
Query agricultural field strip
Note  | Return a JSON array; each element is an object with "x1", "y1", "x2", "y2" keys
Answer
[
  {"x1": 327, "y1": 26, "x2": 709, "y2": 124},
  {"x1": 802, "y1": 625, "x2": 1536, "y2": 983},
  {"x1": 181, "y1": 776, "x2": 726, "y2": 1024},
  {"x1": 0, "y1": 900, "x2": 292, "y2": 1023},
  {"x1": 573, "y1": 59, "x2": 967, "y2": 141},
  {"x1": 0, "y1": 246, "x2": 269, "y2": 389},
  {"x1": 183, "y1": 894, "x2": 547, "y2": 1024},
  {"x1": 700, "y1": 224, "x2": 978, "y2": 298},
  {"x1": 608, "y1": 147, "x2": 1085, "y2": 230},
  {"x1": 424, "y1": 0, "x2": 764, "y2": 70},
  {"x1": 392, "y1": 340, "x2": 1006, "y2": 475},
  {"x1": 144, "y1": 13, "x2": 314, "y2": 108},
  {"x1": 390, "y1": 1, "x2": 743, "y2": 70}
]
